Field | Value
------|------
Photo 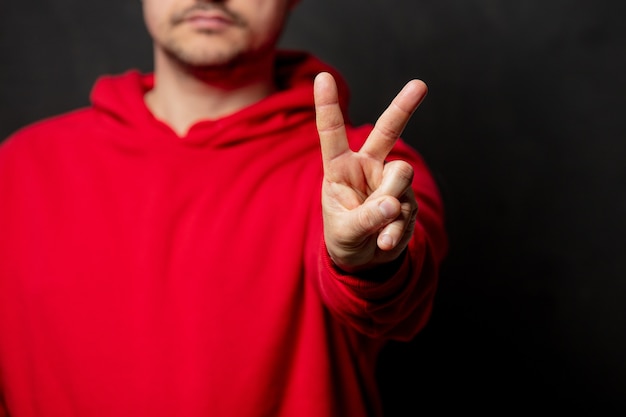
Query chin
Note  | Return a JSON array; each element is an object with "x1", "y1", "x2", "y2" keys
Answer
[
  {"x1": 166, "y1": 44, "x2": 240, "y2": 67},
  {"x1": 170, "y1": 36, "x2": 244, "y2": 63}
]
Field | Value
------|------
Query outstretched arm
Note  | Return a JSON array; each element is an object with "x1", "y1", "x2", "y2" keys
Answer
[{"x1": 314, "y1": 71, "x2": 428, "y2": 273}]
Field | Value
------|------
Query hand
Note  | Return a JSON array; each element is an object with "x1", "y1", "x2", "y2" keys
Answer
[{"x1": 314, "y1": 72, "x2": 428, "y2": 273}]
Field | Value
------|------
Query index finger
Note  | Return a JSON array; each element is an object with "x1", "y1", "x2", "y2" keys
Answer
[
  {"x1": 360, "y1": 80, "x2": 428, "y2": 160},
  {"x1": 314, "y1": 72, "x2": 350, "y2": 169}
]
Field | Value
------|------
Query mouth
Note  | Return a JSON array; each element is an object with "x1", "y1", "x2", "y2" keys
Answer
[
  {"x1": 185, "y1": 12, "x2": 232, "y2": 31},
  {"x1": 173, "y1": 5, "x2": 244, "y2": 30}
]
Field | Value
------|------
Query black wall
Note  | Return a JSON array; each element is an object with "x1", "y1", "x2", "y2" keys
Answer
[{"x1": 2, "y1": 0, "x2": 625, "y2": 414}]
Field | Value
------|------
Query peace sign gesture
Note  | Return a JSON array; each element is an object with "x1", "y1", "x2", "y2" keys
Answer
[{"x1": 314, "y1": 72, "x2": 428, "y2": 273}]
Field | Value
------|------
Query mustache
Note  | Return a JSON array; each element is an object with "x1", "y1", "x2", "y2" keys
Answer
[{"x1": 170, "y1": 3, "x2": 247, "y2": 27}]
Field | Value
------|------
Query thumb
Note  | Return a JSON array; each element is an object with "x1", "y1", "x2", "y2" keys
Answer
[{"x1": 348, "y1": 197, "x2": 401, "y2": 240}]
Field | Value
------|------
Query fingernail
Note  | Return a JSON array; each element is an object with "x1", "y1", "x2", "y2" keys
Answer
[
  {"x1": 379, "y1": 200, "x2": 395, "y2": 219},
  {"x1": 380, "y1": 234, "x2": 394, "y2": 248}
]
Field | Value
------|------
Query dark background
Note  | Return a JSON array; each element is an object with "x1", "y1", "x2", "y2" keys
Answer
[{"x1": 2, "y1": 0, "x2": 625, "y2": 414}]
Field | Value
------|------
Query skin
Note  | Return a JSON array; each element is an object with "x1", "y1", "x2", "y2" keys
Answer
[
  {"x1": 141, "y1": 0, "x2": 428, "y2": 273},
  {"x1": 142, "y1": 0, "x2": 299, "y2": 134},
  {"x1": 314, "y1": 73, "x2": 427, "y2": 273}
]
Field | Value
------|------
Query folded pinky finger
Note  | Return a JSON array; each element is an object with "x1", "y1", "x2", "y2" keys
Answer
[{"x1": 377, "y1": 199, "x2": 417, "y2": 251}]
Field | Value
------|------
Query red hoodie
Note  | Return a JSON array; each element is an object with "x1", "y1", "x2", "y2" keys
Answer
[{"x1": 0, "y1": 51, "x2": 447, "y2": 417}]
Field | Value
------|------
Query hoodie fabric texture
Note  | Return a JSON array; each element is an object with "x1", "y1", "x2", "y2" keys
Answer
[{"x1": 0, "y1": 51, "x2": 448, "y2": 417}]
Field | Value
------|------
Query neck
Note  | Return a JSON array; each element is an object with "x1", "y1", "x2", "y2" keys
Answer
[{"x1": 145, "y1": 50, "x2": 277, "y2": 137}]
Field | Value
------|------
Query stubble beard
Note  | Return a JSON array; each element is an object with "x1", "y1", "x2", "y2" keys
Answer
[
  {"x1": 158, "y1": 3, "x2": 256, "y2": 71},
  {"x1": 158, "y1": 30, "x2": 282, "y2": 75},
  {"x1": 162, "y1": 37, "x2": 244, "y2": 70}
]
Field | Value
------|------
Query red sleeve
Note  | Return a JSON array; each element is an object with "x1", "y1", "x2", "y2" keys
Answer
[{"x1": 0, "y1": 387, "x2": 7, "y2": 417}]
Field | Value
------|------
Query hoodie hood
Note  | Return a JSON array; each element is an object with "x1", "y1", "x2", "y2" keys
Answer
[{"x1": 90, "y1": 50, "x2": 352, "y2": 147}]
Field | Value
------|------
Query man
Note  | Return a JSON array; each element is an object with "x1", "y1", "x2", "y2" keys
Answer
[{"x1": 0, "y1": 0, "x2": 448, "y2": 416}]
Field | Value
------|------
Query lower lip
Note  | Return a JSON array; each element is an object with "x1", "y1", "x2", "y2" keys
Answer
[{"x1": 185, "y1": 17, "x2": 232, "y2": 31}]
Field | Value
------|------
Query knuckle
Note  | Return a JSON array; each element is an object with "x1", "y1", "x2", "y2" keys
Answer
[
  {"x1": 317, "y1": 114, "x2": 345, "y2": 134},
  {"x1": 356, "y1": 206, "x2": 381, "y2": 232},
  {"x1": 401, "y1": 201, "x2": 414, "y2": 217},
  {"x1": 373, "y1": 123, "x2": 401, "y2": 141},
  {"x1": 384, "y1": 160, "x2": 414, "y2": 183}
]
